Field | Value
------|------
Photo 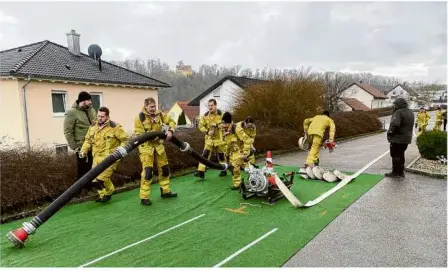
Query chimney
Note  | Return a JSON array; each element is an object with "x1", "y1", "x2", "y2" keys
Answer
[{"x1": 66, "y1": 30, "x2": 80, "y2": 56}]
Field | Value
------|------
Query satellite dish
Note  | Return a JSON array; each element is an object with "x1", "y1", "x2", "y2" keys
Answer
[{"x1": 88, "y1": 44, "x2": 102, "y2": 60}]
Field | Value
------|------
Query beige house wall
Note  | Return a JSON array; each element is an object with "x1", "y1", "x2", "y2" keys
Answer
[
  {"x1": 0, "y1": 79, "x2": 24, "y2": 142},
  {"x1": 4, "y1": 79, "x2": 158, "y2": 147}
]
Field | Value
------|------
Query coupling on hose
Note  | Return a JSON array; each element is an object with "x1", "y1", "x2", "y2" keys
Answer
[
  {"x1": 115, "y1": 146, "x2": 129, "y2": 158},
  {"x1": 180, "y1": 142, "x2": 191, "y2": 153}
]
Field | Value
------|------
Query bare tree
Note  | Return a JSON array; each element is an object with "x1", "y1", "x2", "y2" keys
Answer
[{"x1": 321, "y1": 72, "x2": 352, "y2": 113}]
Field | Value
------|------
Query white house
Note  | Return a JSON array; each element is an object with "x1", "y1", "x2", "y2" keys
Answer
[
  {"x1": 188, "y1": 76, "x2": 269, "y2": 116},
  {"x1": 384, "y1": 84, "x2": 419, "y2": 108},
  {"x1": 339, "y1": 82, "x2": 388, "y2": 110}
]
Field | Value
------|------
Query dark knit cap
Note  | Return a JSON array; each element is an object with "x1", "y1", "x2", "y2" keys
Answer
[
  {"x1": 77, "y1": 91, "x2": 92, "y2": 103},
  {"x1": 221, "y1": 112, "x2": 232, "y2": 124}
]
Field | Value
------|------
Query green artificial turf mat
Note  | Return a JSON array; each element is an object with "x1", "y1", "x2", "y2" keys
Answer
[{"x1": 0, "y1": 165, "x2": 383, "y2": 267}]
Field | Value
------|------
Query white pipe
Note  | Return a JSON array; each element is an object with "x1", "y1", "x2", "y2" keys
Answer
[{"x1": 21, "y1": 75, "x2": 31, "y2": 150}]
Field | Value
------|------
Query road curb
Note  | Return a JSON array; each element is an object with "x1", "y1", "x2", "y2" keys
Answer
[{"x1": 404, "y1": 155, "x2": 447, "y2": 179}]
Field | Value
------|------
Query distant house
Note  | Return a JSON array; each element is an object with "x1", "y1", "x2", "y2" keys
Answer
[
  {"x1": 188, "y1": 75, "x2": 269, "y2": 116},
  {"x1": 386, "y1": 84, "x2": 418, "y2": 100},
  {"x1": 0, "y1": 29, "x2": 170, "y2": 150},
  {"x1": 167, "y1": 101, "x2": 199, "y2": 127},
  {"x1": 339, "y1": 82, "x2": 388, "y2": 110},
  {"x1": 176, "y1": 62, "x2": 193, "y2": 77},
  {"x1": 384, "y1": 84, "x2": 419, "y2": 108}
]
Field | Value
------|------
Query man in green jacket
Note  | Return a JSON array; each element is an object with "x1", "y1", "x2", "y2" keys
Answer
[{"x1": 63, "y1": 91, "x2": 97, "y2": 181}]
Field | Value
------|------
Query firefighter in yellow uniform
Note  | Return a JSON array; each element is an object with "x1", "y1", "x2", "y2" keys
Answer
[
  {"x1": 195, "y1": 98, "x2": 227, "y2": 179},
  {"x1": 303, "y1": 110, "x2": 336, "y2": 167},
  {"x1": 235, "y1": 116, "x2": 257, "y2": 166},
  {"x1": 79, "y1": 107, "x2": 129, "y2": 203},
  {"x1": 221, "y1": 112, "x2": 253, "y2": 189},
  {"x1": 134, "y1": 97, "x2": 177, "y2": 206},
  {"x1": 416, "y1": 107, "x2": 430, "y2": 136},
  {"x1": 434, "y1": 107, "x2": 443, "y2": 131}
]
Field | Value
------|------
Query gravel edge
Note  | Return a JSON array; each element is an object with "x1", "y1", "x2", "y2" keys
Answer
[{"x1": 405, "y1": 156, "x2": 447, "y2": 179}]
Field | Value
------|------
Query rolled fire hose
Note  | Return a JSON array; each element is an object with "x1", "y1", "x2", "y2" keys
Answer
[{"x1": 6, "y1": 131, "x2": 228, "y2": 249}]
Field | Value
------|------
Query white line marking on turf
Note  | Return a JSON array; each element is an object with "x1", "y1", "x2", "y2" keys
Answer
[
  {"x1": 79, "y1": 214, "x2": 206, "y2": 268},
  {"x1": 213, "y1": 228, "x2": 278, "y2": 268}
]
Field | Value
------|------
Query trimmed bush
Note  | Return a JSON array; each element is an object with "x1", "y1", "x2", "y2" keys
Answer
[
  {"x1": 416, "y1": 130, "x2": 447, "y2": 160},
  {"x1": 367, "y1": 106, "x2": 394, "y2": 117}
]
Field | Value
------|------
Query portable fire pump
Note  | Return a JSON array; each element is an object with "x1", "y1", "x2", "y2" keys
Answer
[{"x1": 240, "y1": 151, "x2": 295, "y2": 204}]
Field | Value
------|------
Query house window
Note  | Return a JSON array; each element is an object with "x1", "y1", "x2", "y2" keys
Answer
[
  {"x1": 51, "y1": 91, "x2": 68, "y2": 116},
  {"x1": 213, "y1": 86, "x2": 221, "y2": 97},
  {"x1": 89, "y1": 92, "x2": 103, "y2": 111}
]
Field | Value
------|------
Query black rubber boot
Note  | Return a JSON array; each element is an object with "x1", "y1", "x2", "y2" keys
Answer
[
  {"x1": 219, "y1": 170, "x2": 227, "y2": 177},
  {"x1": 95, "y1": 195, "x2": 111, "y2": 203},
  {"x1": 161, "y1": 188, "x2": 178, "y2": 198},
  {"x1": 141, "y1": 199, "x2": 152, "y2": 205},
  {"x1": 194, "y1": 171, "x2": 205, "y2": 179}
]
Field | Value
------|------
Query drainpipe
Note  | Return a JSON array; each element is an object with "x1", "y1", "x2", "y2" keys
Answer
[{"x1": 21, "y1": 75, "x2": 32, "y2": 150}]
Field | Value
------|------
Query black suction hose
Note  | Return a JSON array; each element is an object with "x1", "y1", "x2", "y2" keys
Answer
[{"x1": 25, "y1": 131, "x2": 227, "y2": 229}]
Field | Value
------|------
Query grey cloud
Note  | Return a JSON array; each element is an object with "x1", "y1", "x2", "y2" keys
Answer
[{"x1": 0, "y1": 1, "x2": 446, "y2": 83}]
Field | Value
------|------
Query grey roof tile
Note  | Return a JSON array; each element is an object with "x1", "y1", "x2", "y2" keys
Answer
[{"x1": 0, "y1": 40, "x2": 170, "y2": 88}]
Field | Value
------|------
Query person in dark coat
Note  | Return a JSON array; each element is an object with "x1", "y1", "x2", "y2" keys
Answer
[
  {"x1": 386, "y1": 98, "x2": 415, "y2": 178},
  {"x1": 443, "y1": 110, "x2": 447, "y2": 131}
]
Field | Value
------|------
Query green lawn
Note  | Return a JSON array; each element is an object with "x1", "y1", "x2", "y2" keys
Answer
[{"x1": 0, "y1": 165, "x2": 383, "y2": 267}]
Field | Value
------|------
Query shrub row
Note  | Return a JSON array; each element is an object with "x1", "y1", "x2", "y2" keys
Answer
[
  {"x1": 1, "y1": 111, "x2": 382, "y2": 218},
  {"x1": 367, "y1": 106, "x2": 394, "y2": 117}
]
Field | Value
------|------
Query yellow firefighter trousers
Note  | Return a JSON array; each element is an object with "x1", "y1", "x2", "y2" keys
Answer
[
  {"x1": 417, "y1": 123, "x2": 428, "y2": 136},
  {"x1": 139, "y1": 150, "x2": 171, "y2": 199},
  {"x1": 198, "y1": 143, "x2": 227, "y2": 172},
  {"x1": 306, "y1": 135, "x2": 322, "y2": 166},
  {"x1": 434, "y1": 121, "x2": 442, "y2": 131},
  {"x1": 230, "y1": 152, "x2": 245, "y2": 188},
  {"x1": 249, "y1": 154, "x2": 256, "y2": 165},
  {"x1": 93, "y1": 162, "x2": 118, "y2": 198}
]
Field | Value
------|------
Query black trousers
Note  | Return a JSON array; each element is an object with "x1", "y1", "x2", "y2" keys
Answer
[
  {"x1": 444, "y1": 119, "x2": 447, "y2": 131},
  {"x1": 390, "y1": 143, "x2": 408, "y2": 174},
  {"x1": 76, "y1": 151, "x2": 93, "y2": 188}
]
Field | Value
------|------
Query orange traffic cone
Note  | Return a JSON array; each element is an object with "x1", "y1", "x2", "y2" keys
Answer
[{"x1": 266, "y1": 151, "x2": 276, "y2": 185}]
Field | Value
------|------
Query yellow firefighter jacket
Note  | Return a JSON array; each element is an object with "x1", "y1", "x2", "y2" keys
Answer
[
  {"x1": 199, "y1": 109, "x2": 225, "y2": 147},
  {"x1": 235, "y1": 121, "x2": 256, "y2": 145},
  {"x1": 134, "y1": 108, "x2": 176, "y2": 155},
  {"x1": 224, "y1": 122, "x2": 253, "y2": 158},
  {"x1": 303, "y1": 114, "x2": 336, "y2": 140},
  {"x1": 80, "y1": 120, "x2": 129, "y2": 164},
  {"x1": 435, "y1": 110, "x2": 443, "y2": 122},
  {"x1": 417, "y1": 112, "x2": 430, "y2": 125}
]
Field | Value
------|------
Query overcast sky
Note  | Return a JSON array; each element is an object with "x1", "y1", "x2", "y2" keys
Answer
[{"x1": 0, "y1": 1, "x2": 446, "y2": 83}]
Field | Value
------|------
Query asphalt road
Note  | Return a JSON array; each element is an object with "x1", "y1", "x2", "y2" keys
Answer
[{"x1": 268, "y1": 131, "x2": 447, "y2": 267}]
